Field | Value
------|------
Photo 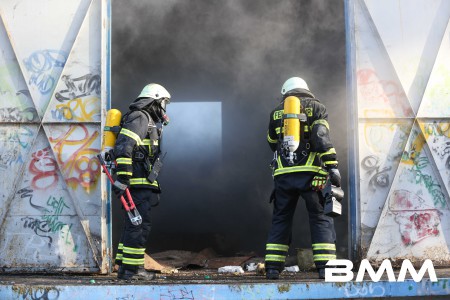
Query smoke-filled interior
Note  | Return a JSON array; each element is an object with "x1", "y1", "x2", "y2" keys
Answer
[{"x1": 111, "y1": 0, "x2": 348, "y2": 258}]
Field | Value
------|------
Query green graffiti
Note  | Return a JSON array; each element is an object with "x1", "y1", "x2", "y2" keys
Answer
[
  {"x1": 410, "y1": 159, "x2": 446, "y2": 209},
  {"x1": 42, "y1": 196, "x2": 70, "y2": 232},
  {"x1": 41, "y1": 196, "x2": 78, "y2": 252}
]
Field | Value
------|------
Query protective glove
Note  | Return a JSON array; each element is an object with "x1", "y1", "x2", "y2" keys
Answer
[
  {"x1": 328, "y1": 168, "x2": 341, "y2": 187},
  {"x1": 112, "y1": 176, "x2": 129, "y2": 198},
  {"x1": 311, "y1": 173, "x2": 329, "y2": 191}
]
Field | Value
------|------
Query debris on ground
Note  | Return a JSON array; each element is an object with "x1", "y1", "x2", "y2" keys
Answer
[
  {"x1": 256, "y1": 263, "x2": 265, "y2": 275},
  {"x1": 218, "y1": 266, "x2": 244, "y2": 274},
  {"x1": 146, "y1": 248, "x2": 253, "y2": 271},
  {"x1": 284, "y1": 265, "x2": 300, "y2": 272},
  {"x1": 245, "y1": 263, "x2": 258, "y2": 272}
]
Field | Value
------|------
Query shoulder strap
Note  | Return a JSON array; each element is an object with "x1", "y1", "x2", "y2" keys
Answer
[{"x1": 141, "y1": 110, "x2": 152, "y2": 126}]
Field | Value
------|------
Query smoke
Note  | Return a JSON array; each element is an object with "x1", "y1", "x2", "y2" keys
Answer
[{"x1": 112, "y1": 0, "x2": 347, "y2": 257}]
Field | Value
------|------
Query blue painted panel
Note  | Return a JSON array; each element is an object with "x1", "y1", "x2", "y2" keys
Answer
[{"x1": 1, "y1": 279, "x2": 449, "y2": 299}]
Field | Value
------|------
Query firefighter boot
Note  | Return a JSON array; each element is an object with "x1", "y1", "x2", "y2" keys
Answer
[
  {"x1": 118, "y1": 265, "x2": 156, "y2": 280},
  {"x1": 318, "y1": 268, "x2": 326, "y2": 279},
  {"x1": 266, "y1": 268, "x2": 280, "y2": 280}
]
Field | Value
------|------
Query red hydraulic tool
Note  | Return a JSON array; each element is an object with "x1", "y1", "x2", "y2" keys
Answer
[{"x1": 97, "y1": 154, "x2": 142, "y2": 226}]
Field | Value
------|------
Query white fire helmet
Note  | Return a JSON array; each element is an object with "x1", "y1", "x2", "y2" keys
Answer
[
  {"x1": 137, "y1": 83, "x2": 171, "y2": 102},
  {"x1": 281, "y1": 77, "x2": 311, "y2": 95}
]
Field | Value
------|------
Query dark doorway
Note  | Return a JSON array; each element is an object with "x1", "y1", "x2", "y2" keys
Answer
[{"x1": 111, "y1": 0, "x2": 348, "y2": 259}]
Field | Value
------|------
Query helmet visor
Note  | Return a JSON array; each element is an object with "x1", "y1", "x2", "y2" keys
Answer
[{"x1": 160, "y1": 98, "x2": 170, "y2": 111}]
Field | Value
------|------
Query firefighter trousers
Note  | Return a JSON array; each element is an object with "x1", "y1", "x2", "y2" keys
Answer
[
  {"x1": 265, "y1": 172, "x2": 336, "y2": 271},
  {"x1": 115, "y1": 189, "x2": 155, "y2": 271}
]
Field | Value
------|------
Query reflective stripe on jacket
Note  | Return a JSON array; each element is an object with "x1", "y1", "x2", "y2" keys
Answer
[{"x1": 114, "y1": 109, "x2": 161, "y2": 191}]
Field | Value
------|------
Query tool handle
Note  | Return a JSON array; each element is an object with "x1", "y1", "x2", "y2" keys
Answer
[{"x1": 97, "y1": 154, "x2": 133, "y2": 211}]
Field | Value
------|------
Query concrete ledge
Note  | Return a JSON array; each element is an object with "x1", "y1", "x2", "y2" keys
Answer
[{"x1": 0, "y1": 278, "x2": 449, "y2": 299}]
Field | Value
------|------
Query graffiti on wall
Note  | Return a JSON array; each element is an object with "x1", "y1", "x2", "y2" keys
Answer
[
  {"x1": 18, "y1": 187, "x2": 78, "y2": 251},
  {"x1": 47, "y1": 72, "x2": 101, "y2": 122},
  {"x1": 51, "y1": 96, "x2": 100, "y2": 122},
  {"x1": 48, "y1": 124, "x2": 100, "y2": 191},
  {"x1": 354, "y1": 0, "x2": 450, "y2": 262},
  {"x1": 29, "y1": 146, "x2": 58, "y2": 190},
  {"x1": 0, "y1": 126, "x2": 34, "y2": 170},
  {"x1": 0, "y1": 0, "x2": 105, "y2": 272},
  {"x1": 357, "y1": 68, "x2": 413, "y2": 118},
  {"x1": 55, "y1": 73, "x2": 100, "y2": 101},
  {"x1": 23, "y1": 49, "x2": 67, "y2": 95},
  {"x1": 389, "y1": 190, "x2": 441, "y2": 245},
  {"x1": 400, "y1": 127, "x2": 446, "y2": 209}
]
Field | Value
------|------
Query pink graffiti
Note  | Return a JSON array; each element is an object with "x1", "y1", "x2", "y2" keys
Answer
[
  {"x1": 357, "y1": 69, "x2": 413, "y2": 116},
  {"x1": 29, "y1": 147, "x2": 58, "y2": 190},
  {"x1": 390, "y1": 190, "x2": 441, "y2": 245},
  {"x1": 389, "y1": 190, "x2": 423, "y2": 211},
  {"x1": 395, "y1": 211, "x2": 440, "y2": 246}
]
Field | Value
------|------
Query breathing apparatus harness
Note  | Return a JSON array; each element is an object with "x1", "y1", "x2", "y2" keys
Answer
[
  {"x1": 271, "y1": 96, "x2": 310, "y2": 175},
  {"x1": 102, "y1": 103, "x2": 165, "y2": 179}
]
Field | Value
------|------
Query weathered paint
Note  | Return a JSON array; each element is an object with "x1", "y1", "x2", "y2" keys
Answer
[
  {"x1": 347, "y1": 0, "x2": 450, "y2": 265},
  {"x1": 0, "y1": 279, "x2": 449, "y2": 299},
  {"x1": 0, "y1": 0, "x2": 110, "y2": 273}
]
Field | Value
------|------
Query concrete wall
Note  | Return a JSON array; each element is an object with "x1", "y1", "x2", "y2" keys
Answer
[
  {"x1": 347, "y1": 0, "x2": 450, "y2": 265},
  {"x1": 0, "y1": 0, "x2": 110, "y2": 273}
]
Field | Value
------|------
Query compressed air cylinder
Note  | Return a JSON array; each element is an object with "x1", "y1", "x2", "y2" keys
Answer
[
  {"x1": 283, "y1": 96, "x2": 301, "y2": 164},
  {"x1": 102, "y1": 109, "x2": 122, "y2": 152}
]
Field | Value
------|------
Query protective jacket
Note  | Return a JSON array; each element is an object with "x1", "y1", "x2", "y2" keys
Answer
[
  {"x1": 267, "y1": 91, "x2": 338, "y2": 176},
  {"x1": 114, "y1": 97, "x2": 161, "y2": 192},
  {"x1": 265, "y1": 90, "x2": 338, "y2": 274}
]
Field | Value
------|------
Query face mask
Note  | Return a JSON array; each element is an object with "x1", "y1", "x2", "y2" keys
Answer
[
  {"x1": 159, "y1": 99, "x2": 170, "y2": 125},
  {"x1": 148, "y1": 100, "x2": 169, "y2": 125}
]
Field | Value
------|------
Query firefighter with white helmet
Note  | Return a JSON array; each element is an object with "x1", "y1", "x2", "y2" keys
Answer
[
  {"x1": 113, "y1": 83, "x2": 171, "y2": 280},
  {"x1": 264, "y1": 77, "x2": 341, "y2": 280}
]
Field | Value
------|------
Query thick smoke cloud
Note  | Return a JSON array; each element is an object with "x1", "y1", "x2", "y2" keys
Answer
[{"x1": 112, "y1": 0, "x2": 348, "y2": 257}]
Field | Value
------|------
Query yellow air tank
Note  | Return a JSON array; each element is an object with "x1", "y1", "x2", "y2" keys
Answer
[
  {"x1": 283, "y1": 96, "x2": 301, "y2": 165},
  {"x1": 102, "y1": 109, "x2": 122, "y2": 153}
]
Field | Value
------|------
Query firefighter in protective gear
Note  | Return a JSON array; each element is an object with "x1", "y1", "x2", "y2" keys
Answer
[
  {"x1": 113, "y1": 83, "x2": 171, "y2": 280},
  {"x1": 265, "y1": 77, "x2": 341, "y2": 280}
]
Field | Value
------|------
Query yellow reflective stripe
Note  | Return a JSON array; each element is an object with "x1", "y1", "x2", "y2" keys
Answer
[
  {"x1": 306, "y1": 152, "x2": 316, "y2": 166},
  {"x1": 312, "y1": 243, "x2": 336, "y2": 250},
  {"x1": 143, "y1": 139, "x2": 159, "y2": 146},
  {"x1": 123, "y1": 247, "x2": 145, "y2": 255},
  {"x1": 115, "y1": 254, "x2": 123, "y2": 260},
  {"x1": 265, "y1": 254, "x2": 286, "y2": 262},
  {"x1": 273, "y1": 110, "x2": 284, "y2": 120},
  {"x1": 116, "y1": 157, "x2": 132, "y2": 164},
  {"x1": 275, "y1": 127, "x2": 285, "y2": 134},
  {"x1": 130, "y1": 178, "x2": 158, "y2": 187},
  {"x1": 117, "y1": 243, "x2": 123, "y2": 249},
  {"x1": 117, "y1": 171, "x2": 133, "y2": 176},
  {"x1": 277, "y1": 155, "x2": 283, "y2": 169},
  {"x1": 266, "y1": 244, "x2": 289, "y2": 251},
  {"x1": 274, "y1": 166, "x2": 327, "y2": 176},
  {"x1": 120, "y1": 128, "x2": 144, "y2": 145},
  {"x1": 267, "y1": 132, "x2": 277, "y2": 144},
  {"x1": 324, "y1": 160, "x2": 338, "y2": 166},
  {"x1": 313, "y1": 254, "x2": 336, "y2": 261},
  {"x1": 319, "y1": 148, "x2": 336, "y2": 158},
  {"x1": 311, "y1": 119, "x2": 329, "y2": 129},
  {"x1": 122, "y1": 258, "x2": 145, "y2": 265}
]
